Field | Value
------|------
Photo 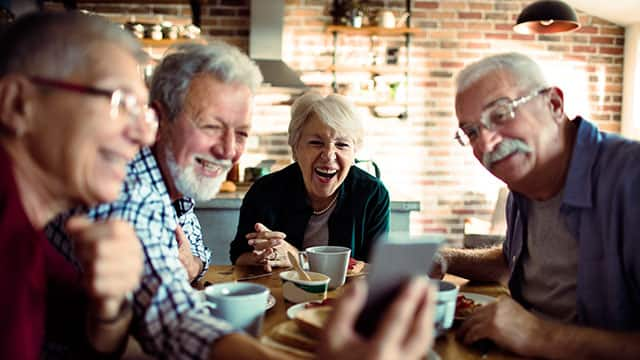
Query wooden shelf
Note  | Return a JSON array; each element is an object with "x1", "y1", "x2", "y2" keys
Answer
[
  {"x1": 140, "y1": 38, "x2": 206, "y2": 47},
  {"x1": 326, "y1": 25, "x2": 421, "y2": 36},
  {"x1": 328, "y1": 65, "x2": 408, "y2": 74},
  {"x1": 100, "y1": 13, "x2": 193, "y2": 26}
]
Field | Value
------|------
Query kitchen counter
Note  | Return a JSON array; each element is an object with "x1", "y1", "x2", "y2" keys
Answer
[{"x1": 195, "y1": 190, "x2": 420, "y2": 264}]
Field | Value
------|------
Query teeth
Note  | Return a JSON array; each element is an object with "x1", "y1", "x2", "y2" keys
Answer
[
  {"x1": 315, "y1": 167, "x2": 337, "y2": 175},
  {"x1": 196, "y1": 157, "x2": 220, "y2": 171}
]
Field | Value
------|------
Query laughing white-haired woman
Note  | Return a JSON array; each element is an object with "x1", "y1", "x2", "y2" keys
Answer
[{"x1": 230, "y1": 91, "x2": 390, "y2": 271}]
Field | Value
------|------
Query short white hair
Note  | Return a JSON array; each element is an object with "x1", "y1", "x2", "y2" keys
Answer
[
  {"x1": 288, "y1": 91, "x2": 364, "y2": 158},
  {"x1": 456, "y1": 52, "x2": 549, "y2": 94},
  {"x1": 150, "y1": 42, "x2": 263, "y2": 121}
]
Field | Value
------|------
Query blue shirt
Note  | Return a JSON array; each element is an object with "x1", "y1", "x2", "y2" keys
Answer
[
  {"x1": 47, "y1": 147, "x2": 230, "y2": 359},
  {"x1": 504, "y1": 117, "x2": 640, "y2": 330}
]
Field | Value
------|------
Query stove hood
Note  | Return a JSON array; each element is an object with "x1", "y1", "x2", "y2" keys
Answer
[{"x1": 250, "y1": 0, "x2": 306, "y2": 92}]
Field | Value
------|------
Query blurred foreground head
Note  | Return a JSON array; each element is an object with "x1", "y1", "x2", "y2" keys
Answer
[{"x1": 0, "y1": 11, "x2": 156, "y2": 210}]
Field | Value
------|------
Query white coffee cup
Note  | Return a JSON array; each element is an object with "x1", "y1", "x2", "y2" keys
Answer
[
  {"x1": 300, "y1": 246, "x2": 351, "y2": 289},
  {"x1": 435, "y1": 280, "x2": 459, "y2": 337},
  {"x1": 203, "y1": 282, "x2": 269, "y2": 337}
]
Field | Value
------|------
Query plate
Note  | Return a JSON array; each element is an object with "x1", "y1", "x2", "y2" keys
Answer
[
  {"x1": 266, "y1": 294, "x2": 276, "y2": 311},
  {"x1": 454, "y1": 292, "x2": 496, "y2": 320},
  {"x1": 286, "y1": 300, "x2": 332, "y2": 319}
]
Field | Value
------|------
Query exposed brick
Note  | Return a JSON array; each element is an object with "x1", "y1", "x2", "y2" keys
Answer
[
  {"x1": 484, "y1": 12, "x2": 509, "y2": 21},
  {"x1": 485, "y1": 33, "x2": 508, "y2": 40},
  {"x1": 469, "y1": 2, "x2": 493, "y2": 11},
  {"x1": 590, "y1": 36, "x2": 614, "y2": 44},
  {"x1": 441, "y1": 1, "x2": 468, "y2": 10},
  {"x1": 600, "y1": 46, "x2": 623, "y2": 55},
  {"x1": 467, "y1": 22, "x2": 493, "y2": 31},
  {"x1": 458, "y1": 12, "x2": 482, "y2": 20},
  {"x1": 600, "y1": 27, "x2": 625, "y2": 36},
  {"x1": 573, "y1": 45, "x2": 596, "y2": 53},
  {"x1": 511, "y1": 33, "x2": 535, "y2": 41},
  {"x1": 538, "y1": 35, "x2": 561, "y2": 42},
  {"x1": 415, "y1": 1, "x2": 439, "y2": 9}
]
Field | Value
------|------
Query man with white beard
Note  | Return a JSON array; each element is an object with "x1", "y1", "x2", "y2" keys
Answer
[{"x1": 47, "y1": 42, "x2": 265, "y2": 358}]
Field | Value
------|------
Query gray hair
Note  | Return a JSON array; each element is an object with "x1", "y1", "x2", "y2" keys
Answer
[
  {"x1": 0, "y1": 11, "x2": 145, "y2": 78},
  {"x1": 149, "y1": 42, "x2": 263, "y2": 121},
  {"x1": 288, "y1": 91, "x2": 364, "y2": 158},
  {"x1": 455, "y1": 52, "x2": 549, "y2": 95}
]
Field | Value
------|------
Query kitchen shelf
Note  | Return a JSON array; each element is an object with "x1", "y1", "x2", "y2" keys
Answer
[
  {"x1": 327, "y1": 6, "x2": 417, "y2": 119},
  {"x1": 328, "y1": 64, "x2": 408, "y2": 74},
  {"x1": 326, "y1": 25, "x2": 421, "y2": 36},
  {"x1": 140, "y1": 38, "x2": 206, "y2": 47}
]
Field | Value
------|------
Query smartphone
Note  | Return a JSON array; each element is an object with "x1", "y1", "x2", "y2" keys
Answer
[{"x1": 355, "y1": 234, "x2": 443, "y2": 337}]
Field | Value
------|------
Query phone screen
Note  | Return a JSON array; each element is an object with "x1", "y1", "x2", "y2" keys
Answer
[{"x1": 355, "y1": 235, "x2": 442, "y2": 337}]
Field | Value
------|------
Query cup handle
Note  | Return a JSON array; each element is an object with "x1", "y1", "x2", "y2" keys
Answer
[
  {"x1": 202, "y1": 300, "x2": 217, "y2": 314},
  {"x1": 298, "y1": 251, "x2": 309, "y2": 271}
]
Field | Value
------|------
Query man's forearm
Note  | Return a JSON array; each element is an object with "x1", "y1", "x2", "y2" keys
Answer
[
  {"x1": 441, "y1": 246, "x2": 510, "y2": 283},
  {"x1": 539, "y1": 321, "x2": 640, "y2": 359}
]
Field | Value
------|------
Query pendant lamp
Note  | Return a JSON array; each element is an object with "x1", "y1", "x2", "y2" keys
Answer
[{"x1": 513, "y1": 0, "x2": 581, "y2": 34}]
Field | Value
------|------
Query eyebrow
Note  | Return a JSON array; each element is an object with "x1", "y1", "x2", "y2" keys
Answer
[{"x1": 482, "y1": 96, "x2": 511, "y2": 111}]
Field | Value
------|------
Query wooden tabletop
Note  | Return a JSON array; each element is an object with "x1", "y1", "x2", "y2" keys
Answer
[{"x1": 201, "y1": 265, "x2": 525, "y2": 360}]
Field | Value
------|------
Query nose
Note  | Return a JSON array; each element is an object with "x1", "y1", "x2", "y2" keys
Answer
[
  {"x1": 474, "y1": 127, "x2": 502, "y2": 155},
  {"x1": 212, "y1": 128, "x2": 237, "y2": 160},
  {"x1": 321, "y1": 144, "x2": 337, "y2": 161}
]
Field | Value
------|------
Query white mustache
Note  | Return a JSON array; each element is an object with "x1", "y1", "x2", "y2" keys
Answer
[{"x1": 482, "y1": 139, "x2": 532, "y2": 168}]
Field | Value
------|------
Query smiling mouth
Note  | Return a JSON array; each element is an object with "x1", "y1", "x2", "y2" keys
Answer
[
  {"x1": 314, "y1": 167, "x2": 337, "y2": 179},
  {"x1": 196, "y1": 157, "x2": 224, "y2": 172}
]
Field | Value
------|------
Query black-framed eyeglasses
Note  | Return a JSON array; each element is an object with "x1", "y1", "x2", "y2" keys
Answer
[
  {"x1": 454, "y1": 88, "x2": 550, "y2": 146},
  {"x1": 29, "y1": 76, "x2": 158, "y2": 134}
]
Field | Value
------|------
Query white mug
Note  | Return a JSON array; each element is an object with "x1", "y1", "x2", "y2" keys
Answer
[
  {"x1": 203, "y1": 282, "x2": 269, "y2": 337},
  {"x1": 379, "y1": 10, "x2": 396, "y2": 28},
  {"x1": 299, "y1": 246, "x2": 351, "y2": 289}
]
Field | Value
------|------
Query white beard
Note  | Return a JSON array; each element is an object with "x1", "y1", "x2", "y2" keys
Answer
[{"x1": 165, "y1": 144, "x2": 231, "y2": 202}]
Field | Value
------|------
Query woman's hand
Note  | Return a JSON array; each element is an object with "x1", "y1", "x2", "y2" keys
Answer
[{"x1": 236, "y1": 223, "x2": 295, "y2": 272}]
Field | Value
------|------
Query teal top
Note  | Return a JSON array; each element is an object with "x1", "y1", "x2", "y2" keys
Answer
[{"x1": 229, "y1": 163, "x2": 390, "y2": 263}]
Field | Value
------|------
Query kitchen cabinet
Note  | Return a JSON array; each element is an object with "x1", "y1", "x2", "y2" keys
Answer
[
  {"x1": 326, "y1": 24, "x2": 421, "y2": 119},
  {"x1": 195, "y1": 192, "x2": 420, "y2": 265}
]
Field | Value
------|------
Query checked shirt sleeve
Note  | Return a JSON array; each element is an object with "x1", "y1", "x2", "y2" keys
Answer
[
  {"x1": 90, "y1": 185, "x2": 236, "y2": 359},
  {"x1": 179, "y1": 209, "x2": 212, "y2": 280}
]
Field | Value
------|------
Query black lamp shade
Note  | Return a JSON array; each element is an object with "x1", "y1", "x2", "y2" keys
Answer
[{"x1": 513, "y1": 0, "x2": 581, "y2": 34}]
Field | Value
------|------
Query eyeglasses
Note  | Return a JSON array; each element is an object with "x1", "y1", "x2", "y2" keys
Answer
[
  {"x1": 454, "y1": 88, "x2": 549, "y2": 146},
  {"x1": 29, "y1": 76, "x2": 158, "y2": 134}
]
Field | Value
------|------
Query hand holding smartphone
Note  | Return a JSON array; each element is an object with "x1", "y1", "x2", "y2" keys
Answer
[{"x1": 355, "y1": 234, "x2": 443, "y2": 337}]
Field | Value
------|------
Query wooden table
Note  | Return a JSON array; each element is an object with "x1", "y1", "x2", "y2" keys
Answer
[{"x1": 201, "y1": 265, "x2": 525, "y2": 360}]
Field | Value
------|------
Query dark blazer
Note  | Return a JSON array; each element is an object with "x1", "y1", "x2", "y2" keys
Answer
[{"x1": 229, "y1": 163, "x2": 390, "y2": 263}]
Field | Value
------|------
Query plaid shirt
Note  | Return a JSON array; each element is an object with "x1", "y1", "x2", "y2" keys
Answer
[{"x1": 46, "y1": 147, "x2": 233, "y2": 359}]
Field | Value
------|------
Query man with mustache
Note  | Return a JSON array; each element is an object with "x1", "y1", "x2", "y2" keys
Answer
[{"x1": 434, "y1": 52, "x2": 640, "y2": 358}]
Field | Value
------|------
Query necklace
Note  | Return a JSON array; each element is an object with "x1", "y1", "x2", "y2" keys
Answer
[{"x1": 312, "y1": 196, "x2": 337, "y2": 216}]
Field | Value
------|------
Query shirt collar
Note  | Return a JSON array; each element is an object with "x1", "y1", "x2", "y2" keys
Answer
[{"x1": 562, "y1": 117, "x2": 601, "y2": 209}]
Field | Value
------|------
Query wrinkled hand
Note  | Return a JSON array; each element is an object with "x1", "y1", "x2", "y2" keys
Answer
[
  {"x1": 458, "y1": 296, "x2": 544, "y2": 356},
  {"x1": 176, "y1": 225, "x2": 203, "y2": 282},
  {"x1": 316, "y1": 278, "x2": 436, "y2": 360},
  {"x1": 67, "y1": 216, "x2": 143, "y2": 318},
  {"x1": 245, "y1": 223, "x2": 292, "y2": 272}
]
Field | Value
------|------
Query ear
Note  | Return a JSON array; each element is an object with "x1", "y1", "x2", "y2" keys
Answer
[
  {"x1": 0, "y1": 75, "x2": 36, "y2": 136},
  {"x1": 547, "y1": 87, "x2": 565, "y2": 122}
]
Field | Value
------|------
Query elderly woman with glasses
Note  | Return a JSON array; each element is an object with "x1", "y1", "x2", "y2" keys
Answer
[
  {"x1": 230, "y1": 92, "x2": 390, "y2": 271},
  {"x1": 0, "y1": 12, "x2": 155, "y2": 358}
]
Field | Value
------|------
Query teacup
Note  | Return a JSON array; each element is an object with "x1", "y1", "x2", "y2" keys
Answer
[
  {"x1": 435, "y1": 280, "x2": 459, "y2": 337},
  {"x1": 300, "y1": 246, "x2": 351, "y2": 289},
  {"x1": 203, "y1": 282, "x2": 269, "y2": 337},
  {"x1": 280, "y1": 270, "x2": 330, "y2": 303}
]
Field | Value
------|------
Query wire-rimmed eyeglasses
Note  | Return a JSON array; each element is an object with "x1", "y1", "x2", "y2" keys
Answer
[
  {"x1": 454, "y1": 88, "x2": 550, "y2": 146},
  {"x1": 29, "y1": 76, "x2": 158, "y2": 135}
]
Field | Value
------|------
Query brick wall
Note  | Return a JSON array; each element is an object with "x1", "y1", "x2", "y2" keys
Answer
[{"x1": 75, "y1": 0, "x2": 625, "y2": 245}]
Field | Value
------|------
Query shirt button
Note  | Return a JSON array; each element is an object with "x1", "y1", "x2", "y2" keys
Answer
[{"x1": 512, "y1": 255, "x2": 516, "y2": 262}]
